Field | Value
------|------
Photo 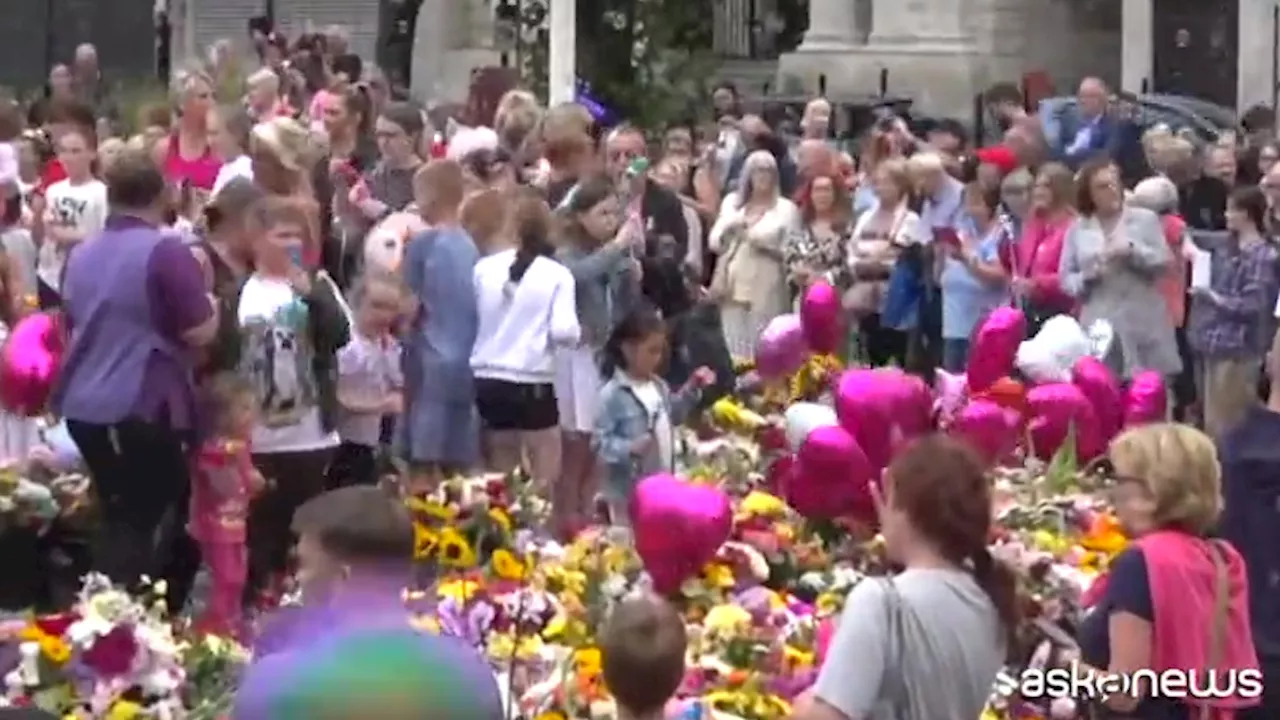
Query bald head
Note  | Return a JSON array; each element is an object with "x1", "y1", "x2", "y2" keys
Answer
[
  {"x1": 1077, "y1": 77, "x2": 1109, "y2": 118},
  {"x1": 739, "y1": 114, "x2": 769, "y2": 142}
]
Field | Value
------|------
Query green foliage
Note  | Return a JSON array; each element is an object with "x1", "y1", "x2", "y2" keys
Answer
[
  {"x1": 520, "y1": 0, "x2": 720, "y2": 130},
  {"x1": 109, "y1": 78, "x2": 171, "y2": 135}
]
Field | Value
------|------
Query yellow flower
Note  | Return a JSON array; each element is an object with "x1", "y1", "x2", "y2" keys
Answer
[
  {"x1": 703, "y1": 604, "x2": 751, "y2": 633},
  {"x1": 704, "y1": 691, "x2": 744, "y2": 713},
  {"x1": 438, "y1": 578, "x2": 480, "y2": 604},
  {"x1": 105, "y1": 701, "x2": 144, "y2": 720},
  {"x1": 405, "y1": 497, "x2": 457, "y2": 523},
  {"x1": 816, "y1": 592, "x2": 842, "y2": 616},
  {"x1": 413, "y1": 523, "x2": 439, "y2": 559},
  {"x1": 702, "y1": 563, "x2": 736, "y2": 589},
  {"x1": 491, "y1": 549, "x2": 527, "y2": 581},
  {"x1": 488, "y1": 507, "x2": 513, "y2": 535},
  {"x1": 486, "y1": 632, "x2": 543, "y2": 661},
  {"x1": 438, "y1": 527, "x2": 478, "y2": 568},
  {"x1": 409, "y1": 614, "x2": 441, "y2": 634},
  {"x1": 541, "y1": 610, "x2": 568, "y2": 639},
  {"x1": 739, "y1": 491, "x2": 786, "y2": 518},
  {"x1": 39, "y1": 635, "x2": 71, "y2": 664},
  {"x1": 573, "y1": 646, "x2": 603, "y2": 677},
  {"x1": 783, "y1": 645, "x2": 815, "y2": 669},
  {"x1": 535, "y1": 713, "x2": 568, "y2": 720}
]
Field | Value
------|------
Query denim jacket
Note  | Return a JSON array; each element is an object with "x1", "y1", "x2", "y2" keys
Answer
[{"x1": 592, "y1": 371, "x2": 700, "y2": 502}]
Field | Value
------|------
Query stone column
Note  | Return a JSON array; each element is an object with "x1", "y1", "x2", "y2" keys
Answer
[
  {"x1": 547, "y1": 0, "x2": 576, "y2": 105},
  {"x1": 798, "y1": 0, "x2": 859, "y2": 51},
  {"x1": 1120, "y1": 0, "x2": 1152, "y2": 94},
  {"x1": 871, "y1": 0, "x2": 971, "y2": 46}
]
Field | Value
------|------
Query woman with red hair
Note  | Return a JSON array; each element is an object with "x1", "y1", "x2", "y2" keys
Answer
[{"x1": 785, "y1": 171, "x2": 853, "y2": 299}]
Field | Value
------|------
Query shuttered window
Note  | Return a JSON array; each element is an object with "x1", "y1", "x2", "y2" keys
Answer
[{"x1": 274, "y1": 0, "x2": 382, "y2": 63}]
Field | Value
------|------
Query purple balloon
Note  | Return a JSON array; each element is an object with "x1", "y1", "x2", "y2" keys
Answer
[
  {"x1": 755, "y1": 313, "x2": 807, "y2": 380},
  {"x1": 1026, "y1": 382, "x2": 1103, "y2": 461}
]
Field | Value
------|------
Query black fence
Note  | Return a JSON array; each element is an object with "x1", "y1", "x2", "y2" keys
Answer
[{"x1": 0, "y1": 0, "x2": 157, "y2": 96}]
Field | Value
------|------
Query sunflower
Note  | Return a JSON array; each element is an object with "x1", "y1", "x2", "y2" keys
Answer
[
  {"x1": 488, "y1": 507, "x2": 513, "y2": 535},
  {"x1": 437, "y1": 527, "x2": 478, "y2": 568},
  {"x1": 39, "y1": 634, "x2": 71, "y2": 664},
  {"x1": 405, "y1": 497, "x2": 457, "y2": 523},
  {"x1": 491, "y1": 548, "x2": 527, "y2": 581},
  {"x1": 413, "y1": 523, "x2": 439, "y2": 559},
  {"x1": 104, "y1": 702, "x2": 144, "y2": 720},
  {"x1": 437, "y1": 578, "x2": 480, "y2": 604}
]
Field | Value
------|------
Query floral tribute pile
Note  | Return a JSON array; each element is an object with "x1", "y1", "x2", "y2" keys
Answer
[
  {"x1": 403, "y1": 433, "x2": 1125, "y2": 720},
  {"x1": 0, "y1": 302, "x2": 1148, "y2": 719}
]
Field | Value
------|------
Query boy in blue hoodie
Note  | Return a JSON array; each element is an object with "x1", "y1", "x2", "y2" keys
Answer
[{"x1": 1217, "y1": 340, "x2": 1280, "y2": 719}]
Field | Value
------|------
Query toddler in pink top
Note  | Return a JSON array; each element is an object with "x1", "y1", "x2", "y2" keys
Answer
[{"x1": 189, "y1": 373, "x2": 265, "y2": 638}]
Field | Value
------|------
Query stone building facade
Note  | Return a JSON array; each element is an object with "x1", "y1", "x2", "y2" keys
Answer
[{"x1": 777, "y1": 0, "x2": 1277, "y2": 119}]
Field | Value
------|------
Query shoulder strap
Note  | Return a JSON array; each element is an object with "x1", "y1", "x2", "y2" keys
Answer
[
  {"x1": 316, "y1": 269, "x2": 355, "y2": 330},
  {"x1": 878, "y1": 577, "x2": 920, "y2": 720}
]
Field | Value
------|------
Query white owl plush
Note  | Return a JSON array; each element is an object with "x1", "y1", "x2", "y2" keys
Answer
[
  {"x1": 364, "y1": 211, "x2": 426, "y2": 274},
  {"x1": 445, "y1": 125, "x2": 500, "y2": 161},
  {"x1": 1015, "y1": 315, "x2": 1116, "y2": 383}
]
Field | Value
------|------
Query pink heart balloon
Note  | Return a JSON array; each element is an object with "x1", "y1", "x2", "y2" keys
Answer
[
  {"x1": 950, "y1": 399, "x2": 1020, "y2": 466},
  {"x1": 1072, "y1": 357, "x2": 1123, "y2": 444},
  {"x1": 631, "y1": 473, "x2": 733, "y2": 594},
  {"x1": 789, "y1": 425, "x2": 874, "y2": 519},
  {"x1": 755, "y1": 313, "x2": 807, "y2": 380},
  {"x1": 800, "y1": 280, "x2": 842, "y2": 355},
  {"x1": 1026, "y1": 383, "x2": 1104, "y2": 461},
  {"x1": 967, "y1": 307, "x2": 1027, "y2": 393},
  {"x1": 834, "y1": 368, "x2": 926, "y2": 473},
  {"x1": 0, "y1": 312, "x2": 65, "y2": 417},
  {"x1": 1123, "y1": 370, "x2": 1168, "y2": 428}
]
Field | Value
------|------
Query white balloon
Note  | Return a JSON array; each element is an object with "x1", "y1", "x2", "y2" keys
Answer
[
  {"x1": 1016, "y1": 314, "x2": 1090, "y2": 384},
  {"x1": 783, "y1": 402, "x2": 839, "y2": 452}
]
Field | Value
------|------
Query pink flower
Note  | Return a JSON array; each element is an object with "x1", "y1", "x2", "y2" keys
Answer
[{"x1": 82, "y1": 626, "x2": 138, "y2": 677}]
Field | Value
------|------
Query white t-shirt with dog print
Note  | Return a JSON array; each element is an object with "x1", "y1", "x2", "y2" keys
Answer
[{"x1": 237, "y1": 274, "x2": 339, "y2": 453}]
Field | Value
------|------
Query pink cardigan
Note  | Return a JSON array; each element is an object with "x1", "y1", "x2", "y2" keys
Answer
[{"x1": 1015, "y1": 212, "x2": 1075, "y2": 313}]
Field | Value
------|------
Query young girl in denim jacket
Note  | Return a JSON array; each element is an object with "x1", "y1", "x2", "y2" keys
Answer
[{"x1": 592, "y1": 309, "x2": 715, "y2": 525}]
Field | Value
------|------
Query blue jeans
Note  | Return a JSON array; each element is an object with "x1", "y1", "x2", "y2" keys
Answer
[{"x1": 942, "y1": 338, "x2": 970, "y2": 373}]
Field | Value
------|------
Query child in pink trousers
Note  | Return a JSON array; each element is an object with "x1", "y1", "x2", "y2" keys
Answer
[{"x1": 189, "y1": 373, "x2": 264, "y2": 638}]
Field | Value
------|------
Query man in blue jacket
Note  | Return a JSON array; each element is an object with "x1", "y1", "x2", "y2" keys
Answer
[
  {"x1": 1217, "y1": 342, "x2": 1280, "y2": 719},
  {"x1": 1054, "y1": 77, "x2": 1120, "y2": 169}
]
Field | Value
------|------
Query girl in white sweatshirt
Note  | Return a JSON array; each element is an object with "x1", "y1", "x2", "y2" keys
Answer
[{"x1": 471, "y1": 189, "x2": 580, "y2": 489}]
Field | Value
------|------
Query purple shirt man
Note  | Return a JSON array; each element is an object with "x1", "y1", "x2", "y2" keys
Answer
[{"x1": 56, "y1": 215, "x2": 211, "y2": 428}]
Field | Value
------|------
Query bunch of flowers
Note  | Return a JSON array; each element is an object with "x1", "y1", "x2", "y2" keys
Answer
[
  {"x1": 0, "y1": 574, "x2": 248, "y2": 718},
  {"x1": 0, "y1": 461, "x2": 91, "y2": 534}
]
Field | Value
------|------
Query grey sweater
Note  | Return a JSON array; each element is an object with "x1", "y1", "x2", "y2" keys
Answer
[{"x1": 556, "y1": 238, "x2": 639, "y2": 349}]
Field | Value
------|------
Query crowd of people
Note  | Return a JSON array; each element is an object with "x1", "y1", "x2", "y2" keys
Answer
[{"x1": 0, "y1": 22, "x2": 1277, "y2": 718}]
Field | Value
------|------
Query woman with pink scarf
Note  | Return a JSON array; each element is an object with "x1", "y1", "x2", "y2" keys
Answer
[{"x1": 1076, "y1": 424, "x2": 1259, "y2": 719}]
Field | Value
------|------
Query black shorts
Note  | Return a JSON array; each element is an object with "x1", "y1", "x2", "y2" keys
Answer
[{"x1": 474, "y1": 378, "x2": 558, "y2": 431}]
